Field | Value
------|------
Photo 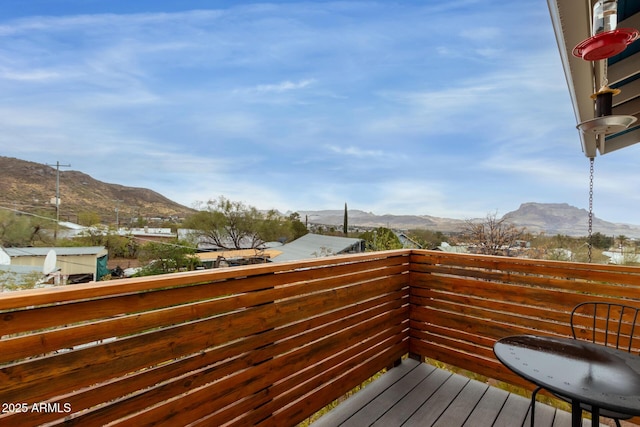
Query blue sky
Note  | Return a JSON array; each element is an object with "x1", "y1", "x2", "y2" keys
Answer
[{"x1": 2, "y1": 1, "x2": 640, "y2": 225}]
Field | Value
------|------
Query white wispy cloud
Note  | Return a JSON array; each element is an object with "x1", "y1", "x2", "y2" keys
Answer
[
  {"x1": 250, "y1": 79, "x2": 316, "y2": 94},
  {"x1": 0, "y1": 68, "x2": 62, "y2": 81},
  {"x1": 325, "y1": 145, "x2": 385, "y2": 158}
]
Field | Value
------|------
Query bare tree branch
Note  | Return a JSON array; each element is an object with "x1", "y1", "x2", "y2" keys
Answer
[{"x1": 463, "y1": 212, "x2": 525, "y2": 255}]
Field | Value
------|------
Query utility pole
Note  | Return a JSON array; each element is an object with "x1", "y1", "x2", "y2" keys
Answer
[
  {"x1": 46, "y1": 161, "x2": 71, "y2": 241},
  {"x1": 113, "y1": 199, "x2": 124, "y2": 230}
]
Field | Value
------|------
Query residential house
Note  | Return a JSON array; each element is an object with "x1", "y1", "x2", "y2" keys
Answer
[
  {"x1": 4, "y1": 246, "x2": 109, "y2": 283},
  {"x1": 269, "y1": 233, "x2": 365, "y2": 263}
]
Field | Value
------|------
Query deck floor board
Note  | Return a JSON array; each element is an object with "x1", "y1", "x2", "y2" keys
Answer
[
  {"x1": 312, "y1": 359, "x2": 608, "y2": 427},
  {"x1": 433, "y1": 377, "x2": 488, "y2": 427},
  {"x1": 463, "y1": 385, "x2": 510, "y2": 427},
  {"x1": 340, "y1": 361, "x2": 435, "y2": 427},
  {"x1": 369, "y1": 368, "x2": 451, "y2": 426}
]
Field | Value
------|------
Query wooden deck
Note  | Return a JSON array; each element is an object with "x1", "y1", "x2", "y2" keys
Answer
[{"x1": 312, "y1": 358, "x2": 606, "y2": 427}]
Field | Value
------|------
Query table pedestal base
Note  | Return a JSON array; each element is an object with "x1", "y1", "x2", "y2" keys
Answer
[{"x1": 571, "y1": 399, "x2": 599, "y2": 427}]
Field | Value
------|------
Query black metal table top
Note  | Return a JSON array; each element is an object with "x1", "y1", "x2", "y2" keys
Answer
[{"x1": 494, "y1": 335, "x2": 640, "y2": 416}]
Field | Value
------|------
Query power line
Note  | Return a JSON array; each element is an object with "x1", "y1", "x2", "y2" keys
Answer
[{"x1": 0, "y1": 205, "x2": 58, "y2": 222}]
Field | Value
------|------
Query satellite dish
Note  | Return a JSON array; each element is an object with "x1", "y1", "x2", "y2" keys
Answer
[
  {"x1": 43, "y1": 249, "x2": 57, "y2": 274},
  {"x1": 0, "y1": 249, "x2": 10, "y2": 266}
]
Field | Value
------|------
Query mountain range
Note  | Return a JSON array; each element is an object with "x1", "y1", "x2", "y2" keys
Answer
[
  {"x1": 0, "y1": 156, "x2": 194, "y2": 224},
  {"x1": 2, "y1": 156, "x2": 639, "y2": 237},
  {"x1": 300, "y1": 203, "x2": 640, "y2": 238}
]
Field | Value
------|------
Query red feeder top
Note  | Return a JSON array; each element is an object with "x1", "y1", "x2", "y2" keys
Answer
[{"x1": 573, "y1": 28, "x2": 639, "y2": 61}]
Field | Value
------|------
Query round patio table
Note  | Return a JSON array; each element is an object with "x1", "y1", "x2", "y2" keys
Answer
[{"x1": 494, "y1": 335, "x2": 640, "y2": 427}]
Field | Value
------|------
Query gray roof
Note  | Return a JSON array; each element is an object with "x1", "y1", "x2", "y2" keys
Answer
[
  {"x1": 272, "y1": 233, "x2": 364, "y2": 263},
  {"x1": 4, "y1": 246, "x2": 108, "y2": 257},
  {"x1": 436, "y1": 242, "x2": 468, "y2": 254}
]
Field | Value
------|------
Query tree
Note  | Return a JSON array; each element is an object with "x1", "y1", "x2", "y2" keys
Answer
[
  {"x1": 591, "y1": 232, "x2": 614, "y2": 249},
  {"x1": 254, "y1": 209, "x2": 283, "y2": 243},
  {"x1": 136, "y1": 240, "x2": 198, "y2": 276},
  {"x1": 359, "y1": 227, "x2": 403, "y2": 251},
  {"x1": 462, "y1": 212, "x2": 525, "y2": 256},
  {"x1": 184, "y1": 197, "x2": 308, "y2": 249},
  {"x1": 0, "y1": 211, "x2": 52, "y2": 247},
  {"x1": 257, "y1": 210, "x2": 307, "y2": 243},
  {"x1": 77, "y1": 211, "x2": 101, "y2": 226},
  {"x1": 288, "y1": 212, "x2": 308, "y2": 240},
  {"x1": 184, "y1": 197, "x2": 264, "y2": 249},
  {"x1": 617, "y1": 235, "x2": 628, "y2": 250},
  {"x1": 407, "y1": 229, "x2": 448, "y2": 249},
  {"x1": 0, "y1": 270, "x2": 44, "y2": 292},
  {"x1": 260, "y1": 211, "x2": 308, "y2": 243},
  {"x1": 63, "y1": 227, "x2": 139, "y2": 259},
  {"x1": 343, "y1": 203, "x2": 348, "y2": 236}
]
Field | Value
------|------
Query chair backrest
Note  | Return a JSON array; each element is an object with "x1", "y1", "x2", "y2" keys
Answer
[{"x1": 571, "y1": 301, "x2": 640, "y2": 353}]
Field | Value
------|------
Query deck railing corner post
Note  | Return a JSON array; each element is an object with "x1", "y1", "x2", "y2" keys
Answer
[{"x1": 408, "y1": 352, "x2": 423, "y2": 362}]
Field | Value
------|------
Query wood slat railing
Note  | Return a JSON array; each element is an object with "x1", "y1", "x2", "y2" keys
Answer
[
  {"x1": 2, "y1": 248, "x2": 640, "y2": 426},
  {"x1": 409, "y1": 250, "x2": 640, "y2": 391},
  {"x1": 0, "y1": 251, "x2": 410, "y2": 426}
]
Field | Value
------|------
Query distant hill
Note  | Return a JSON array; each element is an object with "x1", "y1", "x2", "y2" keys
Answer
[
  {"x1": 298, "y1": 209, "x2": 466, "y2": 232},
  {"x1": 300, "y1": 203, "x2": 640, "y2": 238},
  {"x1": 503, "y1": 202, "x2": 640, "y2": 237},
  {"x1": 0, "y1": 156, "x2": 194, "y2": 225}
]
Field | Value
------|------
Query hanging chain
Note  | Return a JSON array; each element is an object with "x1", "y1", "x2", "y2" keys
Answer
[{"x1": 588, "y1": 157, "x2": 595, "y2": 263}]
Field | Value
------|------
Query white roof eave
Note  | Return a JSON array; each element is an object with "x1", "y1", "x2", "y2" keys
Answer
[{"x1": 547, "y1": 0, "x2": 599, "y2": 157}]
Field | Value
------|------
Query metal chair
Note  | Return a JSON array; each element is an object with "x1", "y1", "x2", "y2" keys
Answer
[{"x1": 530, "y1": 301, "x2": 640, "y2": 427}]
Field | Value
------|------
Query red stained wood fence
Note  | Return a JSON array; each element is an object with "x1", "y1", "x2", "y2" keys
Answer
[
  {"x1": 2, "y1": 249, "x2": 640, "y2": 426},
  {"x1": 0, "y1": 251, "x2": 410, "y2": 426}
]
